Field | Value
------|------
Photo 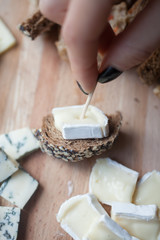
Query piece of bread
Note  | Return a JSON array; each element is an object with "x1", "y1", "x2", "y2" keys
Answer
[
  {"x1": 19, "y1": 10, "x2": 55, "y2": 40},
  {"x1": 34, "y1": 112, "x2": 122, "y2": 162}
]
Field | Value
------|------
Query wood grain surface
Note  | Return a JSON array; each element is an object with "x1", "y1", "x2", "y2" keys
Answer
[{"x1": 0, "y1": 1, "x2": 160, "y2": 239}]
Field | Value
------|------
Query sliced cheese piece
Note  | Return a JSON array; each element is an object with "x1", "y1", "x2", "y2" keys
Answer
[
  {"x1": 0, "y1": 206, "x2": 20, "y2": 240},
  {"x1": 0, "y1": 19, "x2": 16, "y2": 54},
  {"x1": 0, "y1": 148, "x2": 19, "y2": 183},
  {"x1": 0, "y1": 168, "x2": 38, "y2": 208},
  {"x1": 89, "y1": 158, "x2": 139, "y2": 204},
  {"x1": 133, "y1": 170, "x2": 160, "y2": 208},
  {"x1": 57, "y1": 193, "x2": 107, "y2": 240},
  {"x1": 111, "y1": 203, "x2": 160, "y2": 240},
  {"x1": 83, "y1": 215, "x2": 132, "y2": 240},
  {"x1": 52, "y1": 105, "x2": 109, "y2": 139},
  {"x1": 0, "y1": 127, "x2": 40, "y2": 160}
]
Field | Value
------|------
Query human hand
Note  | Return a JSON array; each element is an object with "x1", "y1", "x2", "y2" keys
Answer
[{"x1": 40, "y1": 0, "x2": 160, "y2": 93}]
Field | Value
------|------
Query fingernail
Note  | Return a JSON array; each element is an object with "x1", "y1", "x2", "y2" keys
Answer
[
  {"x1": 97, "y1": 66, "x2": 122, "y2": 84},
  {"x1": 76, "y1": 81, "x2": 88, "y2": 95}
]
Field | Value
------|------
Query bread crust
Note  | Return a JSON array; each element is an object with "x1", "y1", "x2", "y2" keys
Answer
[{"x1": 34, "y1": 112, "x2": 122, "y2": 162}]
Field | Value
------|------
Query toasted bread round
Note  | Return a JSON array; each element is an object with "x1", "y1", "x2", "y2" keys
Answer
[{"x1": 34, "y1": 112, "x2": 122, "y2": 162}]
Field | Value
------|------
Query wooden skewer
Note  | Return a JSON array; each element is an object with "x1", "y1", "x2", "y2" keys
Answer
[{"x1": 80, "y1": 91, "x2": 94, "y2": 120}]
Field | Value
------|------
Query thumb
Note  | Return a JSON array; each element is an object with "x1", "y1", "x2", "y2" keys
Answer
[{"x1": 101, "y1": 0, "x2": 160, "y2": 72}]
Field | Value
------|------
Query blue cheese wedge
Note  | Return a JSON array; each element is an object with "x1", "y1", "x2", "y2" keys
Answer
[
  {"x1": 52, "y1": 105, "x2": 109, "y2": 140},
  {"x1": 111, "y1": 203, "x2": 160, "y2": 240},
  {"x1": 0, "y1": 19, "x2": 16, "y2": 54},
  {"x1": 83, "y1": 215, "x2": 132, "y2": 240},
  {"x1": 0, "y1": 168, "x2": 38, "y2": 208},
  {"x1": 0, "y1": 206, "x2": 20, "y2": 240},
  {"x1": 57, "y1": 194, "x2": 107, "y2": 240},
  {"x1": 0, "y1": 127, "x2": 39, "y2": 160},
  {"x1": 0, "y1": 149, "x2": 19, "y2": 183},
  {"x1": 89, "y1": 158, "x2": 139, "y2": 204},
  {"x1": 133, "y1": 170, "x2": 160, "y2": 208}
]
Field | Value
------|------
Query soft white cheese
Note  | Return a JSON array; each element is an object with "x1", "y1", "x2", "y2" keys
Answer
[
  {"x1": 0, "y1": 206, "x2": 20, "y2": 240},
  {"x1": 0, "y1": 168, "x2": 38, "y2": 208},
  {"x1": 52, "y1": 105, "x2": 109, "y2": 139},
  {"x1": 111, "y1": 202, "x2": 160, "y2": 240},
  {"x1": 0, "y1": 127, "x2": 39, "y2": 160},
  {"x1": 57, "y1": 193, "x2": 107, "y2": 240},
  {"x1": 0, "y1": 149, "x2": 19, "y2": 183},
  {"x1": 89, "y1": 158, "x2": 139, "y2": 204},
  {"x1": 83, "y1": 215, "x2": 132, "y2": 240},
  {"x1": 0, "y1": 19, "x2": 16, "y2": 54},
  {"x1": 111, "y1": 203, "x2": 158, "y2": 221},
  {"x1": 133, "y1": 170, "x2": 160, "y2": 208}
]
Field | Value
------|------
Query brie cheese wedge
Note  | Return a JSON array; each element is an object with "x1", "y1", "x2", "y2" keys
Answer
[
  {"x1": 0, "y1": 148, "x2": 19, "y2": 183},
  {"x1": 133, "y1": 170, "x2": 160, "y2": 208},
  {"x1": 52, "y1": 105, "x2": 109, "y2": 139},
  {"x1": 111, "y1": 202, "x2": 160, "y2": 240},
  {"x1": 89, "y1": 158, "x2": 139, "y2": 204},
  {"x1": 57, "y1": 193, "x2": 107, "y2": 240},
  {"x1": 83, "y1": 215, "x2": 132, "y2": 240},
  {"x1": 0, "y1": 127, "x2": 39, "y2": 160},
  {"x1": 0, "y1": 206, "x2": 20, "y2": 240},
  {"x1": 0, "y1": 168, "x2": 38, "y2": 208},
  {"x1": 0, "y1": 19, "x2": 16, "y2": 54}
]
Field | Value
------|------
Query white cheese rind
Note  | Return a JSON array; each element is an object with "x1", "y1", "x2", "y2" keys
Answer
[
  {"x1": 83, "y1": 215, "x2": 132, "y2": 240},
  {"x1": 111, "y1": 203, "x2": 158, "y2": 221},
  {"x1": 0, "y1": 19, "x2": 16, "y2": 54},
  {"x1": 89, "y1": 158, "x2": 139, "y2": 204},
  {"x1": 111, "y1": 203, "x2": 160, "y2": 240},
  {"x1": 0, "y1": 206, "x2": 20, "y2": 240},
  {"x1": 133, "y1": 170, "x2": 160, "y2": 208},
  {"x1": 0, "y1": 149, "x2": 19, "y2": 183},
  {"x1": 57, "y1": 194, "x2": 107, "y2": 240},
  {"x1": 52, "y1": 105, "x2": 109, "y2": 139},
  {"x1": 0, "y1": 127, "x2": 40, "y2": 160},
  {"x1": 0, "y1": 168, "x2": 38, "y2": 208}
]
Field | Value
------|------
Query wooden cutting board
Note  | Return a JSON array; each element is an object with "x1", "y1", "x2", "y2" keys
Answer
[{"x1": 0, "y1": 1, "x2": 160, "y2": 239}]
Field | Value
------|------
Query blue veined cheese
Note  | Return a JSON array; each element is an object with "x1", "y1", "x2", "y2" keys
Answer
[
  {"x1": 0, "y1": 206, "x2": 20, "y2": 240},
  {"x1": 57, "y1": 194, "x2": 107, "y2": 240},
  {"x1": 0, "y1": 19, "x2": 16, "y2": 55},
  {"x1": 52, "y1": 105, "x2": 109, "y2": 140},
  {"x1": 83, "y1": 215, "x2": 132, "y2": 240},
  {"x1": 0, "y1": 149, "x2": 19, "y2": 183},
  {"x1": 133, "y1": 170, "x2": 160, "y2": 208},
  {"x1": 89, "y1": 158, "x2": 139, "y2": 204},
  {"x1": 111, "y1": 202, "x2": 160, "y2": 240},
  {"x1": 0, "y1": 168, "x2": 38, "y2": 208},
  {"x1": 0, "y1": 127, "x2": 39, "y2": 160}
]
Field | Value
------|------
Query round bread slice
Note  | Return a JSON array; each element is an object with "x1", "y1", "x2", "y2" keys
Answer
[{"x1": 34, "y1": 112, "x2": 122, "y2": 162}]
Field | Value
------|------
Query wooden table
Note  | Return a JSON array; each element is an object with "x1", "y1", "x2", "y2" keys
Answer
[{"x1": 0, "y1": 1, "x2": 160, "y2": 239}]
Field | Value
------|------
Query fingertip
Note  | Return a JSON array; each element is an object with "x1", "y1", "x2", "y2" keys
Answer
[
  {"x1": 80, "y1": 79, "x2": 97, "y2": 94},
  {"x1": 39, "y1": 0, "x2": 50, "y2": 19},
  {"x1": 76, "y1": 66, "x2": 98, "y2": 94}
]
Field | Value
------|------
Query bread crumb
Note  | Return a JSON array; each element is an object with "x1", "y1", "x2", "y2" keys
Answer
[
  {"x1": 153, "y1": 85, "x2": 160, "y2": 99},
  {"x1": 67, "y1": 180, "x2": 74, "y2": 197}
]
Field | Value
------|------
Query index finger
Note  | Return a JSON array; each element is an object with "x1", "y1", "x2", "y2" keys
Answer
[{"x1": 62, "y1": 0, "x2": 113, "y2": 93}]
